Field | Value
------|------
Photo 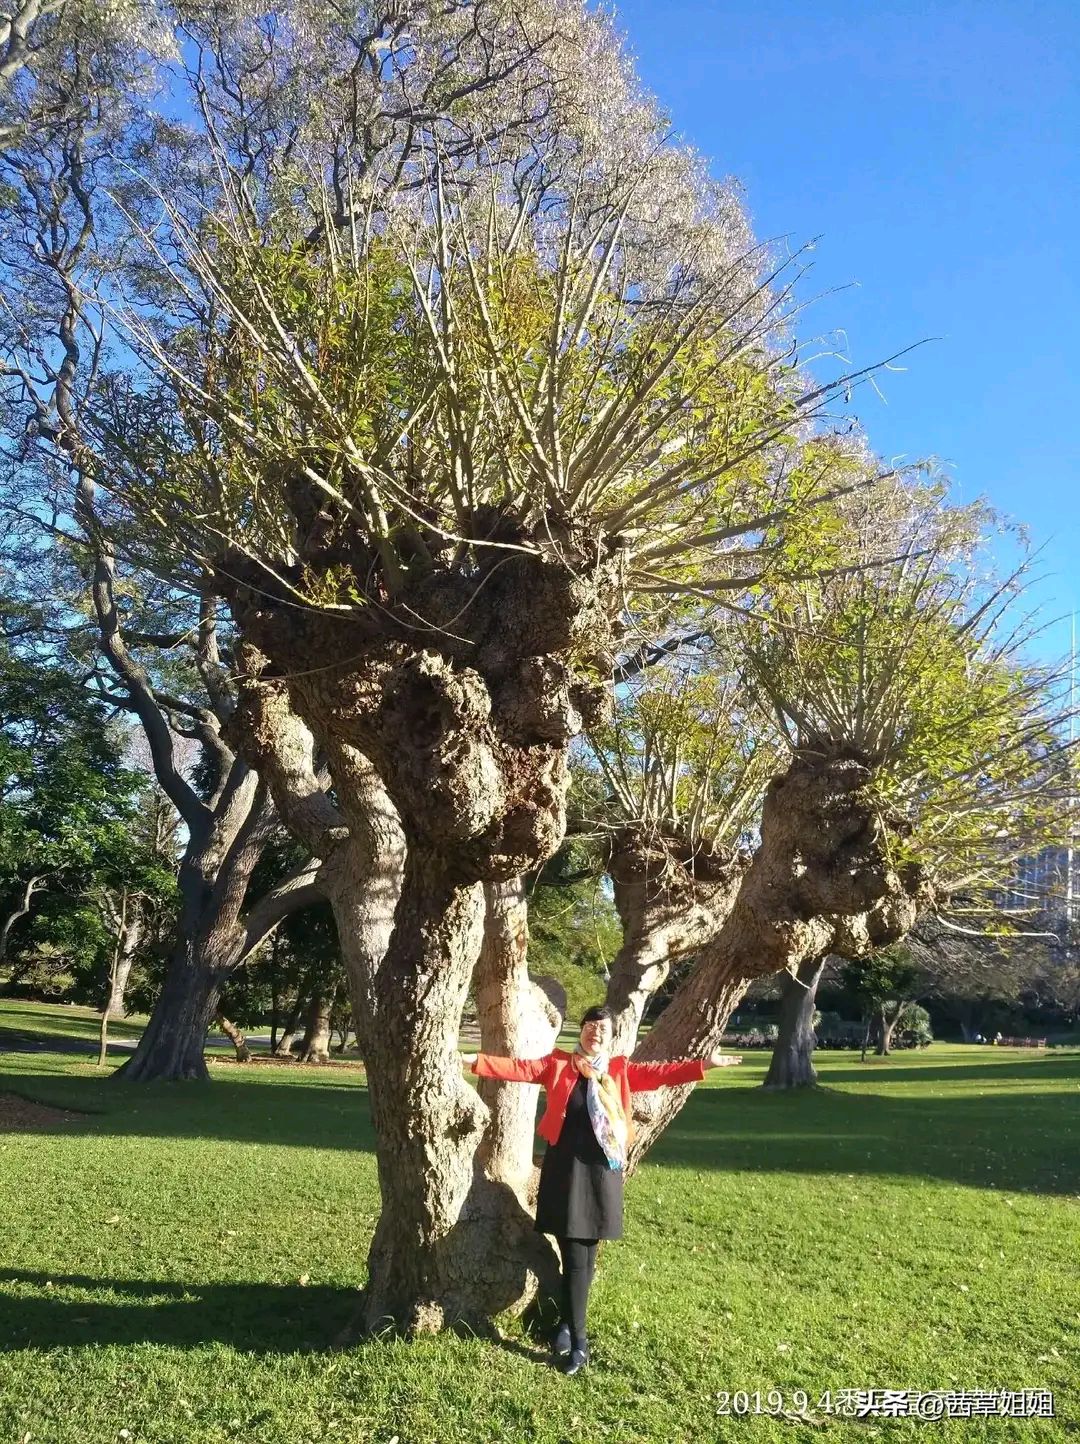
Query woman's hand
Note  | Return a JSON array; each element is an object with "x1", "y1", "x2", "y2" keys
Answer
[
  {"x1": 460, "y1": 1052, "x2": 479, "y2": 1067},
  {"x1": 705, "y1": 1050, "x2": 743, "y2": 1069}
]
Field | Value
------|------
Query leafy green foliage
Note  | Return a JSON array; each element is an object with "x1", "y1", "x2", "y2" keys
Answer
[
  {"x1": 840, "y1": 947, "x2": 921, "y2": 1013},
  {"x1": 0, "y1": 636, "x2": 178, "y2": 1004},
  {"x1": 526, "y1": 873, "x2": 620, "y2": 1025},
  {"x1": 739, "y1": 501, "x2": 1077, "y2": 907}
]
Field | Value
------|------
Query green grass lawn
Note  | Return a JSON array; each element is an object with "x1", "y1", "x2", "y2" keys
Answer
[
  {"x1": 1, "y1": 1002, "x2": 1077, "y2": 1444},
  {"x1": 0, "y1": 997, "x2": 148, "y2": 1046}
]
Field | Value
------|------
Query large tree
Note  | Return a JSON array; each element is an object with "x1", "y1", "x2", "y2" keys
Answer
[
  {"x1": 0, "y1": 0, "x2": 332, "y2": 1078},
  {"x1": 618, "y1": 507, "x2": 1075, "y2": 1161},
  {"x1": 9, "y1": 0, "x2": 1071, "y2": 1339},
  {"x1": 73, "y1": 0, "x2": 903, "y2": 1333}
]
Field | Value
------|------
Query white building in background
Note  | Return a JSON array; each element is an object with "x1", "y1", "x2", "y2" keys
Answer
[
  {"x1": 999, "y1": 615, "x2": 1080, "y2": 925},
  {"x1": 996, "y1": 842, "x2": 1079, "y2": 922}
]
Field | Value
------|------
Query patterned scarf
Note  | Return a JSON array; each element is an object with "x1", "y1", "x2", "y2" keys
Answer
[{"x1": 572, "y1": 1045, "x2": 632, "y2": 1170}]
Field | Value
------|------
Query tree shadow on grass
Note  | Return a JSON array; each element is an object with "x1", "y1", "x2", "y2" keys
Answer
[
  {"x1": 0, "y1": 1269, "x2": 561, "y2": 1363},
  {"x1": 0, "y1": 1075, "x2": 378, "y2": 1153},
  {"x1": 0, "y1": 1270, "x2": 362, "y2": 1354},
  {"x1": 649, "y1": 1080, "x2": 1080, "y2": 1197},
  {"x1": 4, "y1": 1054, "x2": 1079, "y2": 1197}
]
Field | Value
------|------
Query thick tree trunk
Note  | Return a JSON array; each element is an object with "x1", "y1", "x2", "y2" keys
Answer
[
  {"x1": 118, "y1": 943, "x2": 224, "y2": 1082},
  {"x1": 622, "y1": 750, "x2": 934, "y2": 1171},
  {"x1": 114, "y1": 771, "x2": 321, "y2": 1082},
  {"x1": 464, "y1": 878, "x2": 566, "y2": 1314},
  {"x1": 351, "y1": 855, "x2": 492, "y2": 1336},
  {"x1": 300, "y1": 987, "x2": 334, "y2": 1063},
  {"x1": 624, "y1": 951, "x2": 751, "y2": 1172},
  {"x1": 762, "y1": 957, "x2": 827, "y2": 1089},
  {"x1": 274, "y1": 1024, "x2": 301, "y2": 1057},
  {"x1": 473, "y1": 878, "x2": 563, "y2": 1188},
  {"x1": 218, "y1": 1013, "x2": 252, "y2": 1062},
  {"x1": 224, "y1": 532, "x2": 623, "y2": 1336},
  {"x1": 114, "y1": 809, "x2": 248, "y2": 1083}
]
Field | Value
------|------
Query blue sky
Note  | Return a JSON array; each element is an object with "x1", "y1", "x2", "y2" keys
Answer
[{"x1": 610, "y1": 0, "x2": 1079, "y2": 671}]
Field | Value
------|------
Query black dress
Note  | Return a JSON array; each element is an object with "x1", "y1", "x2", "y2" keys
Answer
[{"x1": 533, "y1": 1073, "x2": 624, "y2": 1240}]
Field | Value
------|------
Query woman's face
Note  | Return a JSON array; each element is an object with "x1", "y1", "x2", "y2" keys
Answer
[{"x1": 580, "y1": 1015, "x2": 612, "y2": 1053}]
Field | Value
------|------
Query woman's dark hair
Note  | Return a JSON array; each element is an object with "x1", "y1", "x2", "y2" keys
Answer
[{"x1": 580, "y1": 1005, "x2": 614, "y2": 1027}]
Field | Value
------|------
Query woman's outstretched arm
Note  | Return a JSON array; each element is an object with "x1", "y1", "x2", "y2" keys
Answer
[
  {"x1": 462, "y1": 1051, "x2": 553, "y2": 1083},
  {"x1": 624, "y1": 1057, "x2": 707, "y2": 1091},
  {"x1": 625, "y1": 1050, "x2": 742, "y2": 1090}
]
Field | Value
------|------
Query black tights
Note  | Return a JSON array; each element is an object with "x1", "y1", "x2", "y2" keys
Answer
[{"x1": 557, "y1": 1236, "x2": 598, "y2": 1348}]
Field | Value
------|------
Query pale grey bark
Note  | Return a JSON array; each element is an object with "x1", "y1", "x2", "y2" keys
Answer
[{"x1": 762, "y1": 957, "x2": 827, "y2": 1089}]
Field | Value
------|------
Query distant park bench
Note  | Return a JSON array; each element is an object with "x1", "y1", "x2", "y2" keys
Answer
[{"x1": 993, "y1": 1036, "x2": 1047, "y2": 1048}]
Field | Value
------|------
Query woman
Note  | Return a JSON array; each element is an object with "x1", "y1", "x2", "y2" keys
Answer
[{"x1": 462, "y1": 1004, "x2": 741, "y2": 1374}]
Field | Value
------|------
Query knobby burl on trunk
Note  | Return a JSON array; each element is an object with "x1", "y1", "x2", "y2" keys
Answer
[
  {"x1": 606, "y1": 825, "x2": 750, "y2": 1054},
  {"x1": 218, "y1": 506, "x2": 623, "y2": 1335},
  {"x1": 625, "y1": 746, "x2": 935, "y2": 1167}
]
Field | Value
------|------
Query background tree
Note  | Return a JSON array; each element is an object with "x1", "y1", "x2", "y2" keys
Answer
[
  {"x1": 761, "y1": 955, "x2": 833, "y2": 1089},
  {"x1": 0, "y1": 643, "x2": 148, "y2": 980},
  {"x1": 840, "y1": 946, "x2": 922, "y2": 1059},
  {"x1": 618, "y1": 499, "x2": 1077, "y2": 1160},
  {"x1": 905, "y1": 909, "x2": 1080, "y2": 1039},
  {"x1": 0, "y1": 0, "x2": 336, "y2": 1079}
]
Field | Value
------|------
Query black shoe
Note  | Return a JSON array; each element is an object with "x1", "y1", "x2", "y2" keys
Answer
[
  {"x1": 552, "y1": 1322, "x2": 571, "y2": 1358},
  {"x1": 562, "y1": 1343, "x2": 590, "y2": 1375}
]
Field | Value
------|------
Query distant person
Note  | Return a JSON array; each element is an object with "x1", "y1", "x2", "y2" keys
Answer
[{"x1": 462, "y1": 1004, "x2": 741, "y2": 1374}]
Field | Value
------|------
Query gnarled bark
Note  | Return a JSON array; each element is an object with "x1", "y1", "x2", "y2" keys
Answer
[
  {"x1": 624, "y1": 748, "x2": 934, "y2": 1170},
  {"x1": 222, "y1": 519, "x2": 622, "y2": 1334},
  {"x1": 762, "y1": 956, "x2": 827, "y2": 1089},
  {"x1": 351, "y1": 854, "x2": 489, "y2": 1333},
  {"x1": 606, "y1": 826, "x2": 748, "y2": 1053}
]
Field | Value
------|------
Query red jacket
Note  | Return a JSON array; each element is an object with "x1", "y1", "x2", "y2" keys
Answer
[{"x1": 471, "y1": 1048, "x2": 707, "y2": 1146}]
